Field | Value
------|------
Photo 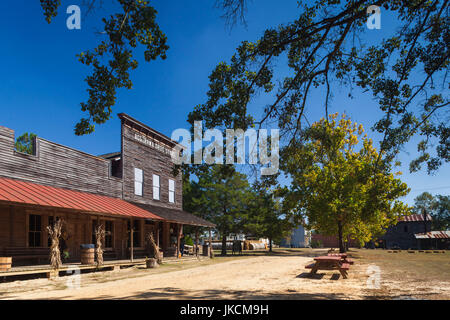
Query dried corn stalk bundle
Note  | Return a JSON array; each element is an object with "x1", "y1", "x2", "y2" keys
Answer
[
  {"x1": 95, "y1": 224, "x2": 105, "y2": 267},
  {"x1": 145, "y1": 232, "x2": 161, "y2": 264},
  {"x1": 47, "y1": 219, "x2": 63, "y2": 270}
]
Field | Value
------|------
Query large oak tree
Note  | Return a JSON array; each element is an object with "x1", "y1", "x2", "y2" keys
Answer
[
  {"x1": 189, "y1": 0, "x2": 449, "y2": 175},
  {"x1": 280, "y1": 113, "x2": 411, "y2": 252}
]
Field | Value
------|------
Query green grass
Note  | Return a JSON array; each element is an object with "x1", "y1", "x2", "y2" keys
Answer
[
  {"x1": 347, "y1": 248, "x2": 450, "y2": 282},
  {"x1": 215, "y1": 247, "x2": 450, "y2": 284},
  {"x1": 212, "y1": 247, "x2": 326, "y2": 257},
  {"x1": 3, "y1": 248, "x2": 449, "y2": 299}
]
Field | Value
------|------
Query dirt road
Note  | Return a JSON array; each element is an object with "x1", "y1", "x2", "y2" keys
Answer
[
  {"x1": 1, "y1": 255, "x2": 369, "y2": 300},
  {"x1": 3, "y1": 251, "x2": 449, "y2": 300}
]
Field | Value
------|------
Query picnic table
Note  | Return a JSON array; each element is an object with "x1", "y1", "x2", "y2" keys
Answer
[
  {"x1": 328, "y1": 253, "x2": 347, "y2": 258},
  {"x1": 327, "y1": 253, "x2": 354, "y2": 265},
  {"x1": 305, "y1": 255, "x2": 351, "y2": 279}
]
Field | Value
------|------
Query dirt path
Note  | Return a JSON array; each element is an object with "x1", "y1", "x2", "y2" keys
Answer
[{"x1": 1, "y1": 256, "x2": 370, "y2": 300}]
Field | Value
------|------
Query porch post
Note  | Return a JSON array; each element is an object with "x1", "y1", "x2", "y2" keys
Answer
[
  {"x1": 195, "y1": 227, "x2": 199, "y2": 257},
  {"x1": 96, "y1": 216, "x2": 100, "y2": 250},
  {"x1": 176, "y1": 224, "x2": 182, "y2": 258},
  {"x1": 130, "y1": 218, "x2": 134, "y2": 262},
  {"x1": 156, "y1": 221, "x2": 160, "y2": 248},
  {"x1": 209, "y1": 228, "x2": 212, "y2": 258},
  {"x1": 9, "y1": 206, "x2": 14, "y2": 247}
]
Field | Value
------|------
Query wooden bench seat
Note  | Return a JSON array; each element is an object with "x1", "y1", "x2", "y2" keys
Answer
[
  {"x1": 103, "y1": 250, "x2": 118, "y2": 261},
  {"x1": 328, "y1": 253, "x2": 346, "y2": 257},
  {"x1": 4, "y1": 247, "x2": 50, "y2": 255},
  {"x1": 327, "y1": 253, "x2": 354, "y2": 265},
  {"x1": 340, "y1": 263, "x2": 351, "y2": 270},
  {"x1": 4, "y1": 247, "x2": 50, "y2": 266},
  {"x1": 343, "y1": 258, "x2": 354, "y2": 265},
  {"x1": 164, "y1": 247, "x2": 177, "y2": 257},
  {"x1": 127, "y1": 248, "x2": 147, "y2": 259},
  {"x1": 305, "y1": 260, "x2": 351, "y2": 279}
]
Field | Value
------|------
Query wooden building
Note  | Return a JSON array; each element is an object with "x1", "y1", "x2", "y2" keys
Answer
[
  {"x1": 0, "y1": 113, "x2": 214, "y2": 266},
  {"x1": 380, "y1": 213, "x2": 432, "y2": 250},
  {"x1": 380, "y1": 213, "x2": 450, "y2": 250}
]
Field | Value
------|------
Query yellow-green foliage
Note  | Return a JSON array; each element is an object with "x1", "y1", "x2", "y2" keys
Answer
[{"x1": 281, "y1": 113, "x2": 411, "y2": 247}]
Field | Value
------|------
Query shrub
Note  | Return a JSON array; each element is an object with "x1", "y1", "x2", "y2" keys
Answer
[
  {"x1": 311, "y1": 239, "x2": 322, "y2": 248},
  {"x1": 185, "y1": 235, "x2": 194, "y2": 246}
]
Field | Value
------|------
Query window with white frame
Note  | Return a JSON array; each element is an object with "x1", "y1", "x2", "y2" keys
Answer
[
  {"x1": 169, "y1": 179, "x2": 175, "y2": 203},
  {"x1": 134, "y1": 168, "x2": 143, "y2": 196},
  {"x1": 153, "y1": 174, "x2": 160, "y2": 200}
]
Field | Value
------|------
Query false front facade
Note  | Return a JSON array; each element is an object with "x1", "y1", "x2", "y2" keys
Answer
[{"x1": 0, "y1": 113, "x2": 214, "y2": 266}]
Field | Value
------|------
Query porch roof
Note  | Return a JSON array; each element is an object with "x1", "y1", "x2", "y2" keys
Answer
[
  {"x1": 0, "y1": 177, "x2": 163, "y2": 220},
  {"x1": 132, "y1": 203, "x2": 216, "y2": 228},
  {"x1": 414, "y1": 231, "x2": 450, "y2": 239},
  {"x1": 400, "y1": 213, "x2": 433, "y2": 222}
]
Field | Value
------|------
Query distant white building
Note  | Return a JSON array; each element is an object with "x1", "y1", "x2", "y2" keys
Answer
[
  {"x1": 206, "y1": 233, "x2": 270, "y2": 250},
  {"x1": 280, "y1": 225, "x2": 309, "y2": 248},
  {"x1": 226, "y1": 233, "x2": 246, "y2": 241}
]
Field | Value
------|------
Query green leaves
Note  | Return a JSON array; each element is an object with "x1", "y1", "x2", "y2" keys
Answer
[
  {"x1": 281, "y1": 114, "x2": 411, "y2": 247},
  {"x1": 182, "y1": 163, "x2": 295, "y2": 251},
  {"x1": 15, "y1": 132, "x2": 37, "y2": 155},
  {"x1": 40, "y1": 0, "x2": 61, "y2": 24},
  {"x1": 183, "y1": 165, "x2": 252, "y2": 239},
  {"x1": 244, "y1": 182, "x2": 296, "y2": 248},
  {"x1": 73, "y1": 1, "x2": 168, "y2": 135},
  {"x1": 413, "y1": 192, "x2": 450, "y2": 230},
  {"x1": 196, "y1": 0, "x2": 449, "y2": 174},
  {"x1": 40, "y1": 1, "x2": 168, "y2": 135}
]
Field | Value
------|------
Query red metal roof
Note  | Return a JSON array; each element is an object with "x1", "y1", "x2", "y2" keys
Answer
[
  {"x1": 400, "y1": 214, "x2": 433, "y2": 222},
  {"x1": 0, "y1": 177, "x2": 162, "y2": 220},
  {"x1": 414, "y1": 231, "x2": 450, "y2": 239}
]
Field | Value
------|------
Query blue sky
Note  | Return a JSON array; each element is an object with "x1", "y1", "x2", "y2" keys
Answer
[{"x1": 0, "y1": 1, "x2": 448, "y2": 205}]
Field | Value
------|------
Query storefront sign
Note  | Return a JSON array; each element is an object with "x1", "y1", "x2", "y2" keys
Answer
[{"x1": 134, "y1": 133, "x2": 173, "y2": 157}]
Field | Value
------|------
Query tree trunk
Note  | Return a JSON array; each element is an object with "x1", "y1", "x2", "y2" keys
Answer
[
  {"x1": 269, "y1": 237, "x2": 273, "y2": 252},
  {"x1": 338, "y1": 221, "x2": 345, "y2": 253},
  {"x1": 209, "y1": 228, "x2": 213, "y2": 258},
  {"x1": 221, "y1": 235, "x2": 227, "y2": 256}
]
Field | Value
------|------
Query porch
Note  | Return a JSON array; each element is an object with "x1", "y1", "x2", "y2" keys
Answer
[
  {"x1": 0, "y1": 203, "x2": 209, "y2": 267},
  {"x1": 0, "y1": 254, "x2": 206, "y2": 280},
  {"x1": 0, "y1": 177, "x2": 215, "y2": 269}
]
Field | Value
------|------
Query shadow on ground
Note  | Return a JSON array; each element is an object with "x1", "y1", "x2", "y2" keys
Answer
[
  {"x1": 39, "y1": 287, "x2": 352, "y2": 300},
  {"x1": 216, "y1": 248, "x2": 335, "y2": 258},
  {"x1": 295, "y1": 272, "x2": 343, "y2": 281}
]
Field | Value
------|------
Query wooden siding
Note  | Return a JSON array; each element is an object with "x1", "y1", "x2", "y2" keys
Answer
[
  {"x1": 0, "y1": 126, "x2": 122, "y2": 197},
  {"x1": 0, "y1": 118, "x2": 199, "y2": 263},
  {"x1": 0, "y1": 203, "x2": 143, "y2": 261},
  {"x1": 121, "y1": 124, "x2": 183, "y2": 209},
  {"x1": 381, "y1": 221, "x2": 431, "y2": 250}
]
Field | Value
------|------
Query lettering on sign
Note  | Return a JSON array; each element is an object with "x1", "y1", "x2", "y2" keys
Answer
[{"x1": 134, "y1": 133, "x2": 174, "y2": 157}]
